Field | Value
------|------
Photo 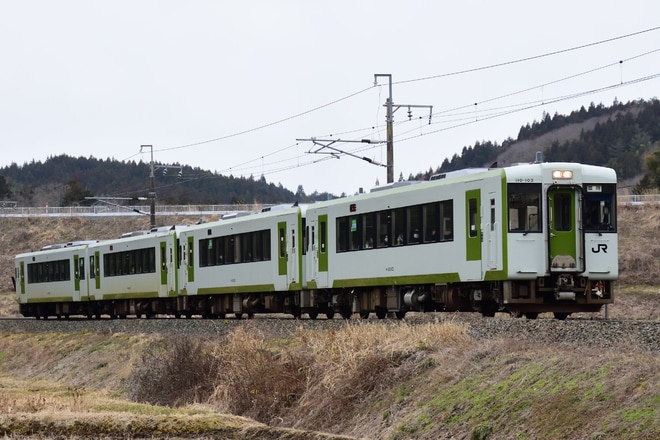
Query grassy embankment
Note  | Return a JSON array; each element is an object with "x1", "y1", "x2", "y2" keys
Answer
[{"x1": 0, "y1": 205, "x2": 659, "y2": 439}]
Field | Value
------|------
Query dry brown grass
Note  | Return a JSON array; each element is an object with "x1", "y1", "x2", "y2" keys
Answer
[
  {"x1": 0, "y1": 319, "x2": 658, "y2": 439},
  {"x1": 618, "y1": 203, "x2": 660, "y2": 284}
]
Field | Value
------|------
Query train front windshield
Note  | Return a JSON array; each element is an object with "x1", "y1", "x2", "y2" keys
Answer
[{"x1": 583, "y1": 183, "x2": 616, "y2": 232}]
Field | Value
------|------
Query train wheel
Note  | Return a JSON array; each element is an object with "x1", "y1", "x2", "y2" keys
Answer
[
  {"x1": 524, "y1": 312, "x2": 539, "y2": 320},
  {"x1": 235, "y1": 313, "x2": 243, "y2": 319},
  {"x1": 359, "y1": 311, "x2": 369, "y2": 319},
  {"x1": 308, "y1": 311, "x2": 319, "y2": 320},
  {"x1": 395, "y1": 311, "x2": 406, "y2": 320},
  {"x1": 553, "y1": 312, "x2": 569, "y2": 320},
  {"x1": 376, "y1": 309, "x2": 387, "y2": 319},
  {"x1": 340, "y1": 308, "x2": 352, "y2": 320},
  {"x1": 325, "y1": 310, "x2": 335, "y2": 320}
]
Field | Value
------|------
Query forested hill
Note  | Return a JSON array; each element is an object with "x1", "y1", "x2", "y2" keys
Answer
[
  {"x1": 1, "y1": 98, "x2": 659, "y2": 207},
  {"x1": 412, "y1": 98, "x2": 660, "y2": 192}
]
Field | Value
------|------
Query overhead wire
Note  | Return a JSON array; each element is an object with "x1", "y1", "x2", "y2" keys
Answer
[{"x1": 128, "y1": 26, "x2": 660, "y2": 195}]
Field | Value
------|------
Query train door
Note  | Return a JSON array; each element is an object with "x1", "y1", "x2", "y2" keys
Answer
[
  {"x1": 485, "y1": 194, "x2": 499, "y2": 271},
  {"x1": 307, "y1": 218, "x2": 318, "y2": 285},
  {"x1": 89, "y1": 250, "x2": 100, "y2": 300},
  {"x1": 289, "y1": 220, "x2": 299, "y2": 286},
  {"x1": 159, "y1": 239, "x2": 177, "y2": 297},
  {"x1": 465, "y1": 189, "x2": 482, "y2": 280},
  {"x1": 73, "y1": 253, "x2": 88, "y2": 302},
  {"x1": 548, "y1": 186, "x2": 583, "y2": 272},
  {"x1": 17, "y1": 261, "x2": 25, "y2": 296}
]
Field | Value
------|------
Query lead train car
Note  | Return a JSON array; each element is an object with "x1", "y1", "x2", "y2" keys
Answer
[
  {"x1": 14, "y1": 161, "x2": 617, "y2": 320},
  {"x1": 302, "y1": 161, "x2": 617, "y2": 320}
]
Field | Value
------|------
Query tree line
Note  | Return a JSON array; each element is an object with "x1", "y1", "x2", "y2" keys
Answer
[{"x1": 1, "y1": 98, "x2": 659, "y2": 206}]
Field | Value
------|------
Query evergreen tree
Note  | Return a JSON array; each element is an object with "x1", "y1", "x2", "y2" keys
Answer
[
  {"x1": 0, "y1": 175, "x2": 12, "y2": 199},
  {"x1": 61, "y1": 179, "x2": 94, "y2": 206}
]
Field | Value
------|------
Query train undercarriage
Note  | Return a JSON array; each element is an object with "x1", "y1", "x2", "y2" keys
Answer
[{"x1": 20, "y1": 275, "x2": 613, "y2": 321}]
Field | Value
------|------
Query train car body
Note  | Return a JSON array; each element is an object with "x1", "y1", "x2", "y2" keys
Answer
[
  {"x1": 14, "y1": 160, "x2": 617, "y2": 320},
  {"x1": 174, "y1": 206, "x2": 306, "y2": 317},
  {"x1": 303, "y1": 161, "x2": 617, "y2": 319},
  {"x1": 15, "y1": 229, "x2": 178, "y2": 318},
  {"x1": 86, "y1": 229, "x2": 178, "y2": 317}
]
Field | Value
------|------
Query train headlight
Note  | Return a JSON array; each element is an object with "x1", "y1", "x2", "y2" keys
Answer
[{"x1": 552, "y1": 170, "x2": 573, "y2": 179}]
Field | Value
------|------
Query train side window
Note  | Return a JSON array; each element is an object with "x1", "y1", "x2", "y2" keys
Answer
[
  {"x1": 199, "y1": 239, "x2": 209, "y2": 267},
  {"x1": 393, "y1": 208, "x2": 405, "y2": 246},
  {"x1": 263, "y1": 231, "x2": 271, "y2": 260},
  {"x1": 490, "y1": 199, "x2": 496, "y2": 231},
  {"x1": 320, "y1": 220, "x2": 327, "y2": 254},
  {"x1": 468, "y1": 198, "x2": 478, "y2": 238},
  {"x1": 363, "y1": 213, "x2": 375, "y2": 249},
  {"x1": 507, "y1": 183, "x2": 542, "y2": 233},
  {"x1": 215, "y1": 237, "x2": 224, "y2": 264},
  {"x1": 349, "y1": 216, "x2": 360, "y2": 250},
  {"x1": 243, "y1": 233, "x2": 253, "y2": 262},
  {"x1": 423, "y1": 203, "x2": 439, "y2": 242},
  {"x1": 440, "y1": 200, "x2": 454, "y2": 241},
  {"x1": 79, "y1": 258, "x2": 85, "y2": 280},
  {"x1": 223, "y1": 236, "x2": 233, "y2": 264},
  {"x1": 408, "y1": 205, "x2": 422, "y2": 244},
  {"x1": 303, "y1": 221, "x2": 308, "y2": 256},
  {"x1": 377, "y1": 211, "x2": 391, "y2": 247},
  {"x1": 336, "y1": 217, "x2": 348, "y2": 252},
  {"x1": 278, "y1": 228, "x2": 285, "y2": 259}
]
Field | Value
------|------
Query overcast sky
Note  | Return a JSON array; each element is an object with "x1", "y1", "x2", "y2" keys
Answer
[{"x1": 1, "y1": 1, "x2": 658, "y2": 198}]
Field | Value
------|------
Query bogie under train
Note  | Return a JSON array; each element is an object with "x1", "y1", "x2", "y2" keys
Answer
[{"x1": 14, "y1": 160, "x2": 617, "y2": 320}]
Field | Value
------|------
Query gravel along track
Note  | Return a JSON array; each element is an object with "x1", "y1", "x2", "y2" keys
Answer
[{"x1": 0, "y1": 314, "x2": 658, "y2": 353}]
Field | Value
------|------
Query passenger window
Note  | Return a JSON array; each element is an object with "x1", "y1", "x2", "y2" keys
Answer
[{"x1": 507, "y1": 184, "x2": 542, "y2": 233}]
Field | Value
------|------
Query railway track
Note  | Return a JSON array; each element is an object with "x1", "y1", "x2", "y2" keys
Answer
[{"x1": 1, "y1": 313, "x2": 658, "y2": 353}]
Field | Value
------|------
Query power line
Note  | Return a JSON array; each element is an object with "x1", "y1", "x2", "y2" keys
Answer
[
  {"x1": 395, "y1": 26, "x2": 660, "y2": 85},
  {"x1": 132, "y1": 27, "x2": 660, "y2": 193}
]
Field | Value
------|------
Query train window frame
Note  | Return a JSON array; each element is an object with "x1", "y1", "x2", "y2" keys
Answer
[
  {"x1": 393, "y1": 208, "x2": 405, "y2": 246},
  {"x1": 468, "y1": 198, "x2": 478, "y2": 238},
  {"x1": 423, "y1": 203, "x2": 439, "y2": 243},
  {"x1": 583, "y1": 183, "x2": 616, "y2": 233},
  {"x1": 377, "y1": 211, "x2": 391, "y2": 247},
  {"x1": 440, "y1": 200, "x2": 454, "y2": 241},
  {"x1": 407, "y1": 205, "x2": 422, "y2": 244},
  {"x1": 27, "y1": 259, "x2": 72, "y2": 284},
  {"x1": 507, "y1": 183, "x2": 542, "y2": 233},
  {"x1": 553, "y1": 193, "x2": 572, "y2": 232},
  {"x1": 363, "y1": 212, "x2": 376, "y2": 249},
  {"x1": 103, "y1": 247, "x2": 157, "y2": 277}
]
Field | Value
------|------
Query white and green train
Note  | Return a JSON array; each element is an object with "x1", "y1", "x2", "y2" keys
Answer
[{"x1": 14, "y1": 160, "x2": 617, "y2": 320}]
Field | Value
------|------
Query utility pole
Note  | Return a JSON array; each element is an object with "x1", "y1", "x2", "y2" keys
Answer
[
  {"x1": 374, "y1": 74, "x2": 394, "y2": 183},
  {"x1": 374, "y1": 74, "x2": 433, "y2": 184},
  {"x1": 140, "y1": 145, "x2": 183, "y2": 230},
  {"x1": 140, "y1": 145, "x2": 157, "y2": 229}
]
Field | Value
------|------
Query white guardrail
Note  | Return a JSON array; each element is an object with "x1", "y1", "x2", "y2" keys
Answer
[
  {"x1": 0, "y1": 204, "x2": 269, "y2": 218},
  {"x1": 0, "y1": 195, "x2": 657, "y2": 218}
]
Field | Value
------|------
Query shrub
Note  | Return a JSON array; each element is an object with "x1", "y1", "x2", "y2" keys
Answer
[{"x1": 127, "y1": 335, "x2": 217, "y2": 407}]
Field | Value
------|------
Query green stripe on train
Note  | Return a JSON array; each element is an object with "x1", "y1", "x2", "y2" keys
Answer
[
  {"x1": 332, "y1": 272, "x2": 461, "y2": 288},
  {"x1": 198, "y1": 284, "x2": 277, "y2": 295}
]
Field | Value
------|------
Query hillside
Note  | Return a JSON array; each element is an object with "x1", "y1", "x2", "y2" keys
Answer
[{"x1": 2, "y1": 99, "x2": 660, "y2": 208}]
